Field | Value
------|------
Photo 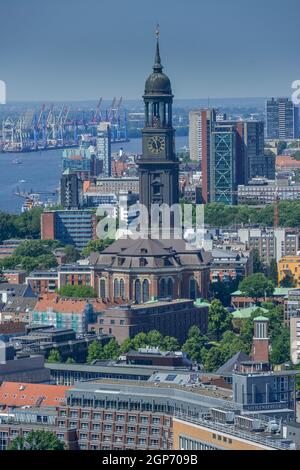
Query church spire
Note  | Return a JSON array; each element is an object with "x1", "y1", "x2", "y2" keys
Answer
[{"x1": 153, "y1": 24, "x2": 163, "y2": 73}]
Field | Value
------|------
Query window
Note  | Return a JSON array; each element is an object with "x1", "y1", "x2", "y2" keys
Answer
[
  {"x1": 150, "y1": 439, "x2": 159, "y2": 446},
  {"x1": 104, "y1": 424, "x2": 112, "y2": 431},
  {"x1": 127, "y1": 437, "x2": 135, "y2": 444},
  {"x1": 128, "y1": 426, "x2": 136, "y2": 433},
  {"x1": 139, "y1": 438, "x2": 146, "y2": 445},
  {"x1": 116, "y1": 415, "x2": 125, "y2": 421},
  {"x1": 70, "y1": 410, "x2": 78, "y2": 418},
  {"x1": 167, "y1": 278, "x2": 173, "y2": 298},
  {"x1": 142, "y1": 279, "x2": 149, "y2": 302},
  {"x1": 141, "y1": 416, "x2": 149, "y2": 424},
  {"x1": 140, "y1": 427, "x2": 147, "y2": 434},
  {"x1": 128, "y1": 415, "x2": 137, "y2": 422},
  {"x1": 152, "y1": 417, "x2": 160, "y2": 425},
  {"x1": 82, "y1": 411, "x2": 90, "y2": 419},
  {"x1": 120, "y1": 279, "x2": 125, "y2": 298},
  {"x1": 100, "y1": 279, "x2": 106, "y2": 298},
  {"x1": 81, "y1": 423, "x2": 88, "y2": 429},
  {"x1": 93, "y1": 424, "x2": 100, "y2": 430},
  {"x1": 114, "y1": 278, "x2": 120, "y2": 299},
  {"x1": 135, "y1": 280, "x2": 141, "y2": 304}
]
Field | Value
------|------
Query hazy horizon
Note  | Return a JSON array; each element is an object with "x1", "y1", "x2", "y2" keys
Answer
[{"x1": 1, "y1": 0, "x2": 300, "y2": 101}]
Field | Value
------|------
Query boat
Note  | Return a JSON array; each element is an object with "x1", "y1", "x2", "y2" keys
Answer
[
  {"x1": 12, "y1": 159, "x2": 22, "y2": 164},
  {"x1": 19, "y1": 179, "x2": 26, "y2": 183}
]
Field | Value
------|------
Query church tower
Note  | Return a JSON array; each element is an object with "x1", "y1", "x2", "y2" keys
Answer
[{"x1": 137, "y1": 28, "x2": 179, "y2": 231}]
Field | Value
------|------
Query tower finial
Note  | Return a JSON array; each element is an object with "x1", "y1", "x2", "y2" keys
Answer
[
  {"x1": 155, "y1": 23, "x2": 160, "y2": 40},
  {"x1": 153, "y1": 24, "x2": 162, "y2": 72}
]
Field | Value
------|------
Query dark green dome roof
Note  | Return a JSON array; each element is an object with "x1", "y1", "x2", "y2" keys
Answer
[
  {"x1": 144, "y1": 40, "x2": 172, "y2": 96},
  {"x1": 145, "y1": 72, "x2": 172, "y2": 95}
]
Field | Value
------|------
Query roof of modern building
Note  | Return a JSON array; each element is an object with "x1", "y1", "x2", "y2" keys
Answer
[
  {"x1": 0, "y1": 322, "x2": 27, "y2": 335},
  {"x1": 0, "y1": 382, "x2": 70, "y2": 408}
]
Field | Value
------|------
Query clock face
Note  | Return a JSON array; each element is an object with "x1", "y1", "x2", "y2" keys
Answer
[{"x1": 147, "y1": 136, "x2": 165, "y2": 154}]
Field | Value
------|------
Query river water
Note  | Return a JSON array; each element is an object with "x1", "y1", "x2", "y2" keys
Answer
[{"x1": 0, "y1": 136, "x2": 188, "y2": 213}]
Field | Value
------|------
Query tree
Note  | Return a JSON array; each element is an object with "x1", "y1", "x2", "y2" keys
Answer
[
  {"x1": 210, "y1": 277, "x2": 240, "y2": 307},
  {"x1": 146, "y1": 330, "x2": 163, "y2": 347},
  {"x1": 65, "y1": 357, "x2": 75, "y2": 364},
  {"x1": 161, "y1": 336, "x2": 180, "y2": 351},
  {"x1": 87, "y1": 340, "x2": 103, "y2": 364},
  {"x1": 239, "y1": 273, "x2": 274, "y2": 304},
  {"x1": 64, "y1": 245, "x2": 80, "y2": 263},
  {"x1": 182, "y1": 326, "x2": 207, "y2": 363},
  {"x1": 280, "y1": 271, "x2": 296, "y2": 288},
  {"x1": 270, "y1": 327, "x2": 290, "y2": 365},
  {"x1": 252, "y1": 248, "x2": 264, "y2": 274},
  {"x1": 47, "y1": 349, "x2": 61, "y2": 363},
  {"x1": 132, "y1": 332, "x2": 148, "y2": 350},
  {"x1": 119, "y1": 338, "x2": 133, "y2": 354},
  {"x1": 8, "y1": 430, "x2": 65, "y2": 450},
  {"x1": 203, "y1": 347, "x2": 226, "y2": 372},
  {"x1": 58, "y1": 285, "x2": 97, "y2": 298},
  {"x1": 208, "y1": 300, "x2": 232, "y2": 341},
  {"x1": 102, "y1": 339, "x2": 120, "y2": 360},
  {"x1": 277, "y1": 141, "x2": 287, "y2": 156},
  {"x1": 267, "y1": 259, "x2": 278, "y2": 285},
  {"x1": 82, "y1": 239, "x2": 113, "y2": 258}
]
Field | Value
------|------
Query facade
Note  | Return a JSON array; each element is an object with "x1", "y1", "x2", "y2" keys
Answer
[
  {"x1": 26, "y1": 269, "x2": 59, "y2": 295},
  {"x1": 89, "y1": 238, "x2": 211, "y2": 303},
  {"x1": 210, "y1": 248, "x2": 252, "y2": 283},
  {"x1": 188, "y1": 110, "x2": 202, "y2": 162},
  {"x1": 284, "y1": 288, "x2": 300, "y2": 325},
  {"x1": 238, "y1": 228, "x2": 299, "y2": 265},
  {"x1": 2, "y1": 269, "x2": 26, "y2": 284},
  {"x1": 31, "y1": 295, "x2": 96, "y2": 334},
  {"x1": 290, "y1": 315, "x2": 300, "y2": 364},
  {"x1": 96, "y1": 122, "x2": 112, "y2": 177},
  {"x1": 62, "y1": 146, "x2": 100, "y2": 178},
  {"x1": 92, "y1": 299, "x2": 209, "y2": 344},
  {"x1": 41, "y1": 210, "x2": 97, "y2": 251},
  {"x1": 238, "y1": 179, "x2": 300, "y2": 204},
  {"x1": 278, "y1": 256, "x2": 300, "y2": 288},
  {"x1": 266, "y1": 97, "x2": 299, "y2": 140},
  {"x1": 210, "y1": 123, "x2": 237, "y2": 205},
  {"x1": 60, "y1": 170, "x2": 83, "y2": 209}
]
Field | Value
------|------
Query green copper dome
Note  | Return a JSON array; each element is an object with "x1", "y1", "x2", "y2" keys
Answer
[{"x1": 144, "y1": 41, "x2": 172, "y2": 96}]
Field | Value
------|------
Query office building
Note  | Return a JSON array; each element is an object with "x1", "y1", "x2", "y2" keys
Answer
[
  {"x1": 266, "y1": 97, "x2": 299, "y2": 140},
  {"x1": 284, "y1": 288, "x2": 300, "y2": 325},
  {"x1": 188, "y1": 110, "x2": 202, "y2": 162},
  {"x1": 41, "y1": 209, "x2": 97, "y2": 251},
  {"x1": 60, "y1": 170, "x2": 83, "y2": 209},
  {"x1": 62, "y1": 147, "x2": 101, "y2": 179},
  {"x1": 238, "y1": 178, "x2": 300, "y2": 204},
  {"x1": 96, "y1": 122, "x2": 112, "y2": 177},
  {"x1": 238, "y1": 228, "x2": 300, "y2": 265},
  {"x1": 210, "y1": 123, "x2": 237, "y2": 204}
]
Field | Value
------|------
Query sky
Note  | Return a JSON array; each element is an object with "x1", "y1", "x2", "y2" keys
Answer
[{"x1": 1, "y1": 0, "x2": 300, "y2": 101}]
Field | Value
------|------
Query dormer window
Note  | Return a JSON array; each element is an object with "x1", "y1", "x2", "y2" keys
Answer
[{"x1": 139, "y1": 258, "x2": 147, "y2": 267}]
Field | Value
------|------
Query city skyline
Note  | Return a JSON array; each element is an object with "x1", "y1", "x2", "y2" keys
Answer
[{"x1": 1, "y1": 0, "x2": 300, "y2": 101}]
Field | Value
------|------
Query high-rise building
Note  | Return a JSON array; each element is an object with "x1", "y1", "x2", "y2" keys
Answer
[
  {"x1": 202, "y1": 118, "x2": 273, "y2": 204},
  {"x1": 60, "y1": 170, "x2": 83, "y2": 209},
  {"x1": 266, "y1": 97, "x2": 299, "y2": 140},
  {"x1": 188, "y1": 110, "x2": 202, "y2": 162},
  {"x1": 210, "y1": 123, "x2": 237, "y2": 205},
  {"x1": 41, "y1": 210, "x2": 97, "y2": 251},
  {"x1": 62, "y1": 147, "x2": 101, "y2": 178},
  {"x1": 96, "y1": 122, "x2": 112, "y2": 177}
]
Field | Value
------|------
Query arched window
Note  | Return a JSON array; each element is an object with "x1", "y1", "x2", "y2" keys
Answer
[
  {"x1": 167, "y1": 278, "x2": 173, "y2": 298},
  {"x1": 120, "y1": 279, "x2": 125, "y2": 299},
  {"x1": 189, "y1": 277, "x2": 197, "y2": 300},
  {"x1": 159, "y1": 278, "x2": 166, "y2": 298},
  {"x1": 142, "y1": 279, "x2": 149, "y2": 303},
  {"x1": 99, "y1": 279, "x2": 106, "y2": 298},
  {"x1": 135, "y1": 280, "x2": 141, "y2": 304},
  {"x1": 114, "y1": 278, "x2": 120, "y2": 299}
]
